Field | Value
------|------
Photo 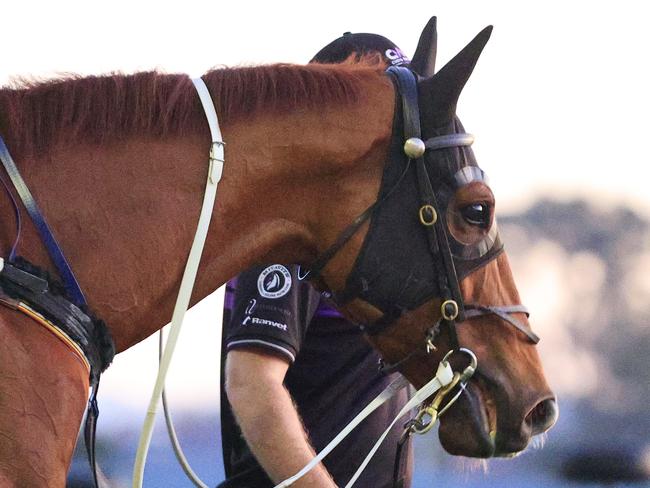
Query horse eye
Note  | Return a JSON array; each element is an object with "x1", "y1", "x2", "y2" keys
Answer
[{"x1": 460, "y1": 203, "x2": 490, "y2": 227}]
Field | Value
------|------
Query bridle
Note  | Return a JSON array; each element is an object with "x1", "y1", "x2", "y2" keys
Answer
[
  {"x1": 300, "y1": 66, "x2": 538, "y2": 358},
  {"x1": 0, "y1": 62, "x2": 538, "y2": 488},
  {"x1": 291, "y1": 66, "x2": 540, "y2": 487}
]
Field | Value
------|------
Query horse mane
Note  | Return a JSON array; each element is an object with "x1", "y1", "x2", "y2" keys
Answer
[{"x1": 0, "y1": 58, "x2": 384, "y2": 155}]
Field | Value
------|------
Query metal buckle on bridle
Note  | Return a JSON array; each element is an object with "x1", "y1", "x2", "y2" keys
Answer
[
  {"x1": 425, "y1": 334, "x2": 437, "y2": 353},
  {"x1": 418, "y1": 204, "x2": 437, "y2": 226},
  {"x1": 441, "y1": 299, "x2": 459, "y2": 321},
  {"x1": 208, "y1": 140, "x2": 226, "y2": 184},
  {"x1": 409, "y1": 348, "x2": 477, "y2": 435}
]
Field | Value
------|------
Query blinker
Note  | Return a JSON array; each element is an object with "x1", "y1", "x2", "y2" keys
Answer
[{"x1": 300, "y1": 67, "x2": 503, "y2": 338}]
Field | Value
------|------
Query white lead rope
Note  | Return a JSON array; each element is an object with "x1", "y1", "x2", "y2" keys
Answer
[
  {"x1": 132, "y1": 77, "x2": 224, "y2": 488},
  {"x1": 344, "y1": 360, "x2": 454, "y2": 487},
  {"x1": 274, "y1": 375, "x2": 409, "y2": 488},
  {"x1": 275, "y1": 360, "x2": 455, "y2": 488}
]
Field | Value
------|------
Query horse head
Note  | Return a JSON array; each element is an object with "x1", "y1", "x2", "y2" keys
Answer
[{"x1": 311, "y1": 20, "x2": 558, "y2": 458}]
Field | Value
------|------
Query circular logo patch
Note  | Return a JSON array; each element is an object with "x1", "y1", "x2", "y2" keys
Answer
[{"x1": 257, "y1": 265, "x2": 292, "y2": 299}]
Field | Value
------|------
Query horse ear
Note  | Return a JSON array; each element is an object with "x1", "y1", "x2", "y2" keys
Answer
[
  {"x1": 420, "y1": 25, "x2": 492, "y2": 125},
  {"x1": 410, "y1": 16, "x2": 437, "y2": 77}
]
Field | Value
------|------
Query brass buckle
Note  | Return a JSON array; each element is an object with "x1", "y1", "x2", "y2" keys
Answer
[
  {"x1": 418, "y1": 205, "x2": 437, "y2": 226},
  {"x1": 209, "y1": 140, "x2": 226, "y2": 163},
  {"x1": 411, "y1": 348, "x2": 478, "y2": 435},
  {"x1": 411, "y1": 371, "x2": 462, "y2": 434},
  {"x1": 441, "y1": 299, "x2": 459, "y2": 321}
]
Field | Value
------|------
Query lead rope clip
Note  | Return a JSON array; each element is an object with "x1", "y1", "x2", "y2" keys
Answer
[{"x1": 409, "y1": 348, "x2": 477, "y2": 435}]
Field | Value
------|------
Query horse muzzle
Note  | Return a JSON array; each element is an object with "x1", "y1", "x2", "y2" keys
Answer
[{"x1": 437, "y1": 372, "x2": 558, "y2": 458}]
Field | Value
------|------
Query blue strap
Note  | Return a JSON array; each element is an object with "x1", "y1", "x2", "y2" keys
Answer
[
  {"x1": 0, "y1": 135, "x2": 87, "y2": 306},
  {"x1": 0, "y1": 170, "x2": 22, "y2": 261}
]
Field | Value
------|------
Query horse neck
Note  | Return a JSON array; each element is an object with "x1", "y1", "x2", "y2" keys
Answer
[{"x1": 1, "y1": 75, "x2": 393, "y2": 351}]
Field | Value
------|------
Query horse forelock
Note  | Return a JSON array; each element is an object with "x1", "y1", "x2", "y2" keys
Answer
[{"x1": 0, "y1": 59, "x2": 384, "y2": 156}]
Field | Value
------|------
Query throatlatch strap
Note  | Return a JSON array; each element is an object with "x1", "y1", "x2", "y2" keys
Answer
[{"x1": 0, "y1": 135, "x2": 87, "y2": 306}]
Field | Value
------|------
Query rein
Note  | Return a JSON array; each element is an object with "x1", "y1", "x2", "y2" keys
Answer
[
  {"x1": 0, "y1": 74, "x2": 226, "y2": 488},
  {"x1": 132, "y1": 76, "x2": 225, "y2": 488},
  {"x1": 274, "y1": 348, "x2": 478, "y2": 488}
]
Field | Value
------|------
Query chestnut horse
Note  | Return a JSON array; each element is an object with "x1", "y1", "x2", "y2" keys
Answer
[{"x1": 0, "y1": 24, "x2": 556, "y2": 487}]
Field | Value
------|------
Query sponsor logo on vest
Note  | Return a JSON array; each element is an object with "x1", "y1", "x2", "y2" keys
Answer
[
  {"x1": 245, "y1": 298, "x2": 257, "y2": 315},
  {"x1": 257, "y1": 264, "x2": 292, "y2": 299},
  {"x1": 242, "y1": 315, "x2": 288, "y2": 331},
  {"x1": 258, "y1": 303, "x2": 293, "y2": 317}
]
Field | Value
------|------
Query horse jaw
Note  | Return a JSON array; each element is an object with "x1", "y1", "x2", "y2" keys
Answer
[{"x1": 438, "y1": 379, "x2": 496, "y2": 457}]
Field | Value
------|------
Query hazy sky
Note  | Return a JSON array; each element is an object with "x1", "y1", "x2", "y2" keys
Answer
[
  {"x1": 3, "y1": 1, "x2": 649, "y2": 217},
  {"x1": 2, "y1": 0, "x2": 648, "y2": 424}
]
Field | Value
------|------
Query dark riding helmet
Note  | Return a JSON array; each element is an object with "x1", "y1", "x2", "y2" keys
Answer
[{"x1": 311, "y1": 32, "x2": 410, "y2": 67}]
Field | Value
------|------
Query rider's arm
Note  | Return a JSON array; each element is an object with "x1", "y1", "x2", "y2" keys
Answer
[
  {"x1": 224, "y1": 265, "x2": 332, "y2": 487},
  {"x1": 225, "y1": 348, "x2": 336, "y2": 487}
]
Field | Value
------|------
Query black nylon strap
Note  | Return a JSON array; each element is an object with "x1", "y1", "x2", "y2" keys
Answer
[
  {"x1": 0, "y1": 172, "x2": 21, "y2": 261},
  {"x1": 386, "y1": 67, "x2": 466, "y2": 337},
  {"x1": 0, "y1": 261, "x2": 48, "y2": 293},
  {"x1": 0, "y1": 268, "x2": 114, "y2": 383},
  {"x1": 386, "y1": 67, "x2": 421, "y2": 141},
  {"x1": 391, "y1": 428, "x2": 411, "y2": 488},
  {"x1": 299, "y1": 157, "x2": 413, "y2": 282},
  {"x1": 298, "y1": 206, "x2": 375, "y2": 281}
]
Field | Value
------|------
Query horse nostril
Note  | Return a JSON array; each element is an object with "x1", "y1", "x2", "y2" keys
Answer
[{"x1": 527, "y1": 397, "x2": 559, "y2": 435}]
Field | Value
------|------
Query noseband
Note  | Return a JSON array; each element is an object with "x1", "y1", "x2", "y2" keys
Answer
[{"x1": 300, "y1": 66, "x2": 538, "y2": 357}]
